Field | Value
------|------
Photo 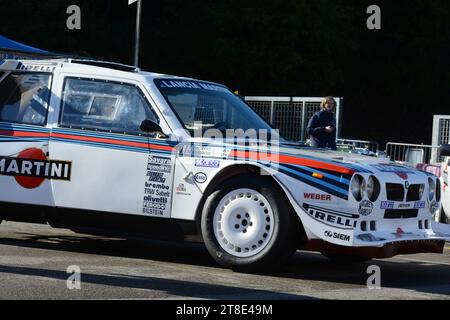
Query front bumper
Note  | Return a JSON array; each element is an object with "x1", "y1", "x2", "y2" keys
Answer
[{"x1": 303, "y1": 221, "x2": 450, "y2": 258}]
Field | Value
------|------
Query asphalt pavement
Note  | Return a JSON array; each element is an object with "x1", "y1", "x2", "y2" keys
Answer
[{"x1": 0, "y1": 221, "x2": 449, "y2": 300}]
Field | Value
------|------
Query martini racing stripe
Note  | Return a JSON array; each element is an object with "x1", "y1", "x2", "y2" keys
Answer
[
  {"x1": 279, "y1": 165, "x2": 349, "y2": 199},
  {"x1": 52, "y1": 127, "x2": 177, "y2": 148},
  {"x1": 0, "y1": 130, "x2": 50, "y2": 138},
  {"x1": 50, "y1": 132, "x2": 174, "y2": 153},
  {"x1": 50, "y1": 137, "x2": 172, "y2": 155},
  {"x1": 0, "y1": 122, "x2": 51, "y2": 133},
  {"x1": 229, "y1": 150, "x2": 357, "y2": 175},
  {"x1": 282, "y1": 163, "x2": 351, "y2": 186}
]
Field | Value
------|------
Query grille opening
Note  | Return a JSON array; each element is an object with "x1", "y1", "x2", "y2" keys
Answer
[
  {"x1": 360, "y1": 221, "x2": 367, "y2": 231},
  {"x1": 436, "y1": 179, "x2": 441, "y2": 202},
  {"x1": 418, "y1": 220, "x2": 423, "y2": 229},
  {"x1": 384, "y1": 209, "x2": 419, "y2": 219},
  {"x1": 370, "y1": 221, "x2": 376, "y2": 231},
  {"x1": 386, "y1": 183, "x2": 405, "y2": 201},
  {"x1": 406, "y1": 184, "x2": 424, "y2": 201},
  {"x1": 424, "y1": 220, "x2": 430, "y2": 229}
]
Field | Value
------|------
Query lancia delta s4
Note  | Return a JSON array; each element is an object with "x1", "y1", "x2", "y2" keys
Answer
[{"x1": 0, "y1": 59, "x2": 449, "y2": 271}]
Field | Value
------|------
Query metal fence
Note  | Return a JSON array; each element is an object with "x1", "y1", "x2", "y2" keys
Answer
[
  {"x1": 385, "y1": 142, "x2": 440, "y2": 166},
  {"x1": 432, "y1": 115, "x2": 450, "y2": 163},
  {"x1": 245, "y1": 97, "x2": 343, "y2": 142},
  {"x1": 337, "y1": 139, "x2": 379, "y2": 155}
]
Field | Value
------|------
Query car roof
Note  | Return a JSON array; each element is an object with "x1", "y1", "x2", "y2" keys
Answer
[{"x1": 0, "y1": 58, "x2": 225, "y2": 87}]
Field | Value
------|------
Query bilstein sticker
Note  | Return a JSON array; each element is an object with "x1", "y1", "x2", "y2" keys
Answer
[{"x1": 0, "y1": 148, "x2": 71, "y2": 189}]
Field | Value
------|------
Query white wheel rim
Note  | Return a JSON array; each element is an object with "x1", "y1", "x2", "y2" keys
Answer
[{"x1": 213, "y1": 189, "x2": 275, "y2": 258}]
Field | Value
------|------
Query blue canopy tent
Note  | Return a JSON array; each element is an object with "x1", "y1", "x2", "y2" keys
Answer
[{"x1": 0, "y1": 35, "x2": 55, "y2": 61}]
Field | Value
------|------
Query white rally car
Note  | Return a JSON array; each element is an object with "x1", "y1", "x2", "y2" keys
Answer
[{"x1": 1, "y1": 59, "x2": 449, "y2": 271}]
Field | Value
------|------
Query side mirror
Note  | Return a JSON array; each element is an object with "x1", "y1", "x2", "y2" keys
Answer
[{"x1": 140, "y1": 120, "x2": 163, "y2": 134}]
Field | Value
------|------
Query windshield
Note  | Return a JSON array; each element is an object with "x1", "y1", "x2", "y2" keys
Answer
[{"x1": 155, "y1": 79, "x2": 275, "y2": 137}]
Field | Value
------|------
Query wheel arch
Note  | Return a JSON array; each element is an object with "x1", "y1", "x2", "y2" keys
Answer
[{"x1": 194, "y1": 163, "x2": 307, "y2": 242}]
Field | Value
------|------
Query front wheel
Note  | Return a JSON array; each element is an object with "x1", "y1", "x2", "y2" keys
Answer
[{"x1": 201, "y1": 175, "x2": 299, "y2": 272}]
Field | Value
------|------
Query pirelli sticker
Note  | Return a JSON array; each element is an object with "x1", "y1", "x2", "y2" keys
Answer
[{"x1": 0, "y1": 148, "x2": 71, "y2": 189}]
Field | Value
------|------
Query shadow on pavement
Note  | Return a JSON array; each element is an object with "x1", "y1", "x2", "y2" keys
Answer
[
  {"x1": 0, "y1": 264, "x2": 313, "y2": 300},
  {"x1": 0, "y1": 230, "x2": 449, "y2": 297}
]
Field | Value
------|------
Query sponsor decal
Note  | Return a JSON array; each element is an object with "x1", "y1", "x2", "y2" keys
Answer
[
  {"x1": 303, "y1": 193, "x2": 332, "y2": 201},
  {"x1": 303, "y1": 204, "x2": 359, "y2": 230},
  {"x1": 147, "y1": 155, "x2": 172, "y2": 173},
  {"x1": 359, "y1": 200, "x2": 374, "y2": 216},
  {"x1": 147, "y1": 172, "x2": 166, "y2": 183},
  {"x1": 381, "y1": 201, "x2": 426, "y2": 210},
  {"x1": 142, "y1": 155, "x2": 173, "y2": 217},
  {"x1": 157, "y1": 79, "x2": 227, "y2": 93},
  {"x1": 414, "y1": 201, "x2": 426, "y2": 209},
  {"x1": 179, "y1": 144, "x2": 231, "y2": 159},
  {"x1": 324, "y1": 230, "x2": 351, "y2": 242},
  {"x1": 392, "y1": 228, "x2": 413, "y2": 238},
  {"x1": 176, "y1": 183, "x2": 191, "y2": 196},
  {"x1": 381, "y1": 201, "x2": 394, "y2": 209},
  {"x1": 195, "y1": 159, "x2": 220, "y2": 168},
  {"x1": 194, "y1": 172, "x2": 208, "y2": 184},
  {"x1": 0, "y1": 148, "x2": 71, "y2": 189}
]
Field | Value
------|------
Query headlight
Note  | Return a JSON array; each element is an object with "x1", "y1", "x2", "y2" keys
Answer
[
  {"x1": 428, "y1": 178, "x2": 436, "y2": 201},
  {"x1": 367, "y1": 176, "x2": 381, "y2": 202},
  {"x1": 430, "y1": 200, "x2": 440, "y2": 215},
  {"x1": 351, "y1": 175, "x2": 365, "y2": 201}
]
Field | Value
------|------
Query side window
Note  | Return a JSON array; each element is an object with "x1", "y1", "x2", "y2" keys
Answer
[
  {"x1": 0, "y1": 73, "x2": 52, "y2": 126},
  {"x1": 60, "y1": 78, "x2": 159, "y2": 135}
]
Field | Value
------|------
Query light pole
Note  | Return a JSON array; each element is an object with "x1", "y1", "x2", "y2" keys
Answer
[{"x1": 129, "y1": 0, "x2": 142, "y2": 67}]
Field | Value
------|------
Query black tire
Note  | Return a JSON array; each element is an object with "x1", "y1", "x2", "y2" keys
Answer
[
  {"x1": 322, "y1": 252, "x2": 372, "y2": 264},
  {"x1": 201, "y1": 174, "x2": 299, "y2": 272}
]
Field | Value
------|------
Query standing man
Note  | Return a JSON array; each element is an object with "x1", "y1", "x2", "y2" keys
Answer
[{"x1": 307, "y1": 96, "x2": 337, "y2": 150}]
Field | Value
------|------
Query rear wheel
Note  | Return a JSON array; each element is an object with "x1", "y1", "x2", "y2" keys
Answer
[{"x1": 201, "y1": 175, "x2": 299, "y2": 272}]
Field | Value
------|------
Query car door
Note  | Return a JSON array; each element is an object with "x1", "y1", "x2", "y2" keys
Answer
[
  {"x1": 50, "y1": 76, "x2": 176, "y2": 218},
  {"x1": 0, "y1": 70, "x2": 56, "y2": 208}
]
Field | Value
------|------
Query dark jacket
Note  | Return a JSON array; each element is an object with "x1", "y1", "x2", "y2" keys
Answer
[{"x1": 307, "y1": 109, "x2": 337, "y2": 150}]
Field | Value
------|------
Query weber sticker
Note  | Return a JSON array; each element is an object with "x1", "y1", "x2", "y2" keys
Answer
[{"x1": 142, "y1": 155, "x2": 173, "y2": 217}]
